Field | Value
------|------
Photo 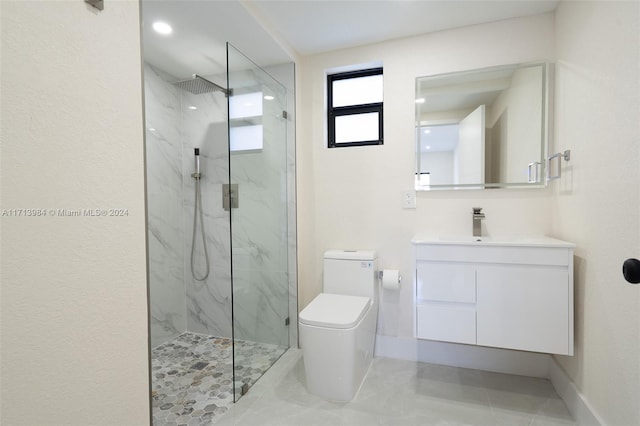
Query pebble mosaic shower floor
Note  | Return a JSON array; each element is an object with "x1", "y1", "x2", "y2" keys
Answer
[{"x1": 151, "y1": 332, "x2": 287, "y2": 425}]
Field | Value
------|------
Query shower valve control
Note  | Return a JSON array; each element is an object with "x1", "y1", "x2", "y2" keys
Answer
[{"x1": 223, "y1": 184, "x2": 239, "y2": 211}]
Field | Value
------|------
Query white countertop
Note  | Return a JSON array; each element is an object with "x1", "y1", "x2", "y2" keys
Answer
[{"x1": 411, "y1": 234, "x2": 576, "y2": 248}]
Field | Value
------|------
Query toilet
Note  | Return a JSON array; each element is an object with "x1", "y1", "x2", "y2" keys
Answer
[{"x1": 299, "y1": 250, "x2": 378, "y2": 402}]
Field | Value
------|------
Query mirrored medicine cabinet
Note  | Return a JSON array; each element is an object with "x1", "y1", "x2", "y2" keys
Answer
[{"x1": 415, "y1": 62, "x2": 551, "y2": 190}]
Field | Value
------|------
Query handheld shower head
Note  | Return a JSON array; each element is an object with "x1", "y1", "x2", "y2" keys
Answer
[{"x1": 192, "y1": 148, "x2": 201, "y2": 179}]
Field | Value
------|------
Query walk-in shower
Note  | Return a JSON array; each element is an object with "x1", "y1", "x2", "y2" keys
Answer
[{"x1": 142, "y1": 2, "x2": 296, "y2": 425}]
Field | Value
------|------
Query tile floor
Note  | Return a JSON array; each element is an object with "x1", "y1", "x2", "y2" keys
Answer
[
  {"x1": 217, "y1": 349, "x2": 576, "y2": 426},
  {"x1": 151, "y1": 332, "x2": 286, "y2": 425}
]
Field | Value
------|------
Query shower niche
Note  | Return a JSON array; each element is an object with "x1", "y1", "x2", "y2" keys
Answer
[{"x1": 141, "y1": 2, "x2": 296, "y2": 424}]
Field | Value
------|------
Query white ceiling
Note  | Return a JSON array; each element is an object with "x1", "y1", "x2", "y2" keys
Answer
[
  {"x1": 141, "y1": 0, "x2": 559, "y2": 78},
  {"x1": 246, "y1": 0, "x2": 560, "y2": 55}
]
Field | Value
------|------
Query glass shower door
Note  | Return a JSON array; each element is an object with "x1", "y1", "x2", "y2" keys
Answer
[{"x1": 226, "y1": 43, "x2": 289, "y2": 402}]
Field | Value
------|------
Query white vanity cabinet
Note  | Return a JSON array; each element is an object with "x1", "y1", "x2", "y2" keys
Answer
[{"x1": 413, "y1": 236, "x2": 575, "y2": 355}]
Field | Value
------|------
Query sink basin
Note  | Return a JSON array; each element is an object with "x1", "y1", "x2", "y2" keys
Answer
[{"x1": 412, "y1": 234, "x2": 575, "y2": 248}]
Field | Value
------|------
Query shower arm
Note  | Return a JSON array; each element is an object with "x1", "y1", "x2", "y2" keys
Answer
[
  {"x1": 193, "y1": 74, "x2": 230, "y2": 97},
  {"x1": 173, "y1": 74, "x2": 231, "y2": 97}
]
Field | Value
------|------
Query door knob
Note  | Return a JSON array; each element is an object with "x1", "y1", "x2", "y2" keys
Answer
[{"x1": 622, "y1": 258, "x2": 640, "y2": 284}]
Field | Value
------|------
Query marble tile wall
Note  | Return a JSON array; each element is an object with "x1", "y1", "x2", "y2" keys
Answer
[{"x1": 144, "y1": 63, "x2": 187, "y2": 347}]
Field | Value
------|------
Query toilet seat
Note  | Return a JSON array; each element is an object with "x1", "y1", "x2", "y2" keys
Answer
[{"x1": 299, "y1": 293, "x2": 371, "y2": 329}]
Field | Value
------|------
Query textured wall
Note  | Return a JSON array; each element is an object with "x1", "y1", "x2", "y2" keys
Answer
[
  {"x1": 552, "y1": 1, "x2": 640, "y2": 424},
  {"x1": 0, "y1": 1, "x2": 149, "y2": 424}
]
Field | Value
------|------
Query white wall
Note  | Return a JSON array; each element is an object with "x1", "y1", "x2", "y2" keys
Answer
[
  {"x1": 552, "y1": 1, "x2": 640, "y2": 425},
  {"x1": 297, "y1": 13, "x2": 556, "y2": 339},
  {"x1": 0, "y1": 1, "x2": 149, "y2": 424}
]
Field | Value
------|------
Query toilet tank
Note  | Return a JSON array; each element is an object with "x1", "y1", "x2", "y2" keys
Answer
[{"x1": 323, "y1": 250, "x2": 378, "y2": 299}]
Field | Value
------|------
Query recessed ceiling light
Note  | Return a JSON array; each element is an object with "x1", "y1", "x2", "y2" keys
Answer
[
  {"x1": 188, "y1": 106, "x2": 197, "y2": 110},
  {"x1": 415, "y1": 98, "x2": 425, "y2": 104},
  {"x1": 264, "y1": 95, "x2": 274, "y2": 101},
  {"x1": 152, "y1": 21, "x2": 172, "y2": 35}
]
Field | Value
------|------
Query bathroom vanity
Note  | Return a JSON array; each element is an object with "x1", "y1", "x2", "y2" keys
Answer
[{"x1": 412, "y1": 235, "x2": 575, "y2": 355}]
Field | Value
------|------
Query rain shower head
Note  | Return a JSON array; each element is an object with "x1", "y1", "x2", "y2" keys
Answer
[{"x1": 174, "y1": 74, "x2": 229, "y2": 96}]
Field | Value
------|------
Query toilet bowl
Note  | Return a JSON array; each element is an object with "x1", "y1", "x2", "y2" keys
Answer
[{"x1": 299, "y1": 250, "x2": 378, "y2": 402}]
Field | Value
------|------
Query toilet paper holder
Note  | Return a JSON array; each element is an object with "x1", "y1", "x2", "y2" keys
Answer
[
  {"x1": 379, "y1": 269, "x2": 402, "y2": 291},
  {"x1": 378, "y1": 270, "x2": 402, "y2": 283}
]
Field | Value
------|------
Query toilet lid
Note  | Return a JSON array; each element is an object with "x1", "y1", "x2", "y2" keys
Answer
[{"x1": 299, "y1": 293, "x2": 371, "y2": 329}]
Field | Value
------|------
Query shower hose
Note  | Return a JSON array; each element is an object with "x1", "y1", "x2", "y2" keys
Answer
[{"x1": 190, "y1": 177, "x2": 210, "y2": 281}]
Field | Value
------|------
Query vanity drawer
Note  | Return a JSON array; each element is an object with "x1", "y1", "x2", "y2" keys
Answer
[
  {"x1": 416, "y1": 304, "x2": 476, "y2": 345},
  {"x1": 416, "y1": 263, "x2": 476, "y2": 303}
]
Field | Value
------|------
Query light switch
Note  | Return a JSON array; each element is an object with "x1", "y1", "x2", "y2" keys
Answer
[{"x1": 402, "y1": 190, "x2": 416, "y2": 209}]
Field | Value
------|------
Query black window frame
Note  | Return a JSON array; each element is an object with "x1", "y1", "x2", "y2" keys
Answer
[{"x1": 327, "y1": 68, "x2": 383, "y2": 148}]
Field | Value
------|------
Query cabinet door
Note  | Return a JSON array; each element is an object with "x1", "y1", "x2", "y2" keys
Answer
[
  {"x1": 416, "y1": 263, "x2": 476, "y2": 303},
  {"x1": 416, "y1": 304, "x2": 476, "y2": 344},
  {"x1": 476, "y1": 266, "x2": 569, "y2": 354}
]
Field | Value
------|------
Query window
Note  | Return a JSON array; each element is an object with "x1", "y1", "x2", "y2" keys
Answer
[{"x1": 327, "y1": 68, "x2": 383, "y2": 148}]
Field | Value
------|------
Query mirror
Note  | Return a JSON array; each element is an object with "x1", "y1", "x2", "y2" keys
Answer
[{"x1": 415, "y1": 62, "x2": 549, "y2": 190}]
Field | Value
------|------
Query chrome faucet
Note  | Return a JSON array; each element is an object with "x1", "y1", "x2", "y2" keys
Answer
[{"x1": 472, "y1": 207, "x2": 485, "y2": 237}]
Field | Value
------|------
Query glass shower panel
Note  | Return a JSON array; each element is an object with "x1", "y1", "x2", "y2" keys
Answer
[{"x1": 226, "y1": 43, "x2": 289, "y2": 402}]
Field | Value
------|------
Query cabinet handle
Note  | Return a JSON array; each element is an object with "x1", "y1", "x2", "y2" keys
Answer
[{"x1": 622, "y1": 258, "x2": 640, "y2": 284}]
